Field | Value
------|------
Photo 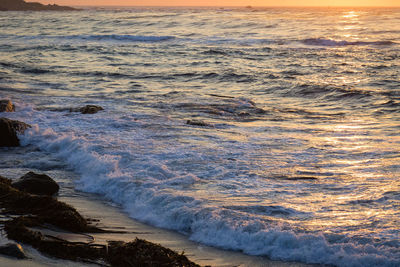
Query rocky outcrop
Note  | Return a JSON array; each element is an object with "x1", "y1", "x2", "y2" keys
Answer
[
  {"x1": 0, "y1": 175, "x2": 95, "y2": 233},
  {"x1": 0, "y1": 0, "x2": 77, "y2": 11},
  {"x1": 48, "y1": 105, "x2": 104, "y2": 114},
  {"x1": 0, "y1": 118, "x2": 30, "y2": 147},
  {"x1": 77, "y1": 105, "x2": 104, "y2": 114},
  {"x1": 0, "y1": 176, "x2": 199, "y2": 266},
  {"x1": 0, "y1": 243, "x2": 27, "y2": 259},
  {"x1": 106, "y1": 239, "x2": 198, "y2": 267},
  {"x1": 0, "y1": 100, "x2": 15, "y2": 112},
  {"x1": 12, "y1": 172, "x2": 60, "y2": 196}
]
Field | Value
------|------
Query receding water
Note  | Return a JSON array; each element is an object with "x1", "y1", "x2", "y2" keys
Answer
[{"x1": 0, "y1": 7, "x2": 399, "y2": 267}]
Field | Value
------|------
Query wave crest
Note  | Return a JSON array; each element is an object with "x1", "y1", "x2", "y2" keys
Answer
[
  {"x1": 71, "y1": 34, "x2": 176, "y2": 42},
  {"x1": 18, "y1": 124, "x2": 400, "y2": 267},
  {"x1": 302, "y1": 38, "x2": 396, "y2": 47}
]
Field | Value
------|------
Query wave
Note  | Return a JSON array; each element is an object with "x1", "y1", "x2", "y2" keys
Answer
[
  {"x1": 346, "y1": 191, "x2": 400, "y2": 206},
  {"x1": 301, "y1": 38, "x2": 396, "y2": 47},
  {"x1": 66, "y1": 34, "x2": 176, "y2": 43},
  {"x1": 0, "y1": 61, "x2": 54, "y2": 75},
  {"x1": 283, "y1": 83, "x2": 378, "y2": 101},
  {"x1": 165, "y1": 96, "x2": 266, "y2": 120},
  {"x1": 200, "y1": 37, "x2": 273, "y2": 45},
  {"x1": 17, "y1": 113, "x2": 400, "y2": 267},
  {"x1": 67, "y1": 36, "x2": 395, "y2": 47},
  {"x1": 8, "y1": 34, "x2": 396, "y2": 48},
  {"x1": 6, "y1": 34, "x2": 176, "y2": 43},
  {"x1": 224, "y1": 205, "x2": 310, "y2": 217}
]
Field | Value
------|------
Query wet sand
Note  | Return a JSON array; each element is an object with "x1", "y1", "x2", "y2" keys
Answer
[{"x1": 60, "y1": 192, "x2": 310, "y2": 267}]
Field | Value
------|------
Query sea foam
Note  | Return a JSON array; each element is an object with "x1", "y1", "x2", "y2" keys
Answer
[{"x1": 18, "y1": 117, "x2": 400, "y2": 267}]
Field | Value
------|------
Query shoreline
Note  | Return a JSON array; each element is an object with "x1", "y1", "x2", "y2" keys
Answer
[
  {"x1": 0, "y1": 167, "x2": 199, "y2": 266},
  {"x1": 0, "y1": 139, "x2": 197, "y2": 266},
  {"x1": 0, "y1": 143, "x2": 311, "y2": 267},
  {"x1": 60, "y1": 187, "x2": 312, "y2": 267}
]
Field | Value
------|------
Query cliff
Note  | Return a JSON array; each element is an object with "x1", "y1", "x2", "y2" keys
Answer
[{"x1": 0, "y1": 0, "x2": 77, "y2": 11}]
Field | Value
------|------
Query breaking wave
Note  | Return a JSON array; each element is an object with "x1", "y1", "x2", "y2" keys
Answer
[{"x1": 16, "y1": 117, "x2": 400, "y2": 267}]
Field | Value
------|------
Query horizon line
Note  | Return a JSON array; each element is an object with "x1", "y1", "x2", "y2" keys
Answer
[{"x1": 70, "y1": 5, "x2": 400, "y2": 8}]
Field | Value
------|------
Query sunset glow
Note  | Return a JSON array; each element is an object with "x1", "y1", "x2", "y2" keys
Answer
[
  {"x1": 29, "y1": 0, "x2": 400, "y2": 7},
  {"x1": 1, "y1": 0, "x2": 400, "y2": 266}
]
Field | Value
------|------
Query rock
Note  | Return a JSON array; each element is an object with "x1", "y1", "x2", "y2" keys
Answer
[
  {"x1": 106, "y1": 239, "x2": 200, "y2": 267},
  {"x1": 0, "y1": 100, "x2": 15, "y2": 112},
  {"x1": 0, "y1": 118, "x2": 30, "y2": 147},
  {"x1": 67, "y1": 105, "x2": 104, "y2": 114},
  {"x1": 0, "y1": 177, "x2": 200, "y2": 266},
  {"x1": 0, "y1": 177, "x2": 93, "y2": 233},
  {"x1": 0, "y1": 243, "x2": 27, "y2": 259},
  {"x1": 79, "y1": 105, "x2": 104, "y2": 114},
  {"x1": 0, "y1": 0, "x2": 78, "y2": 11},
  {"x1": 186, "y1": 119, "x2": 212, "y2": 127},
  {"x1": 0, "y1": 175, "x2": 12, "y2": 185},
  {"x1": 12, "y1": 172, "x2": 60, "y2": 196}
]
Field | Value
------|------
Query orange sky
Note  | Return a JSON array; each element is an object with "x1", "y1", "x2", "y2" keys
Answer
[{"x1": 29, "y1": 0, "x2": 400, "y2": 7}]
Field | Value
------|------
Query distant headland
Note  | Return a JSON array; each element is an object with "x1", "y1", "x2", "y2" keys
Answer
[{"x1": 0, "y1": 0, "x2": 78, "y2": 11}]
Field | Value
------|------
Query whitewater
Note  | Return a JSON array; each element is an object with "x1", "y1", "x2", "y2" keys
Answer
[{"x1": 0, "y1": 7, "x2": 399, "y2": 267}]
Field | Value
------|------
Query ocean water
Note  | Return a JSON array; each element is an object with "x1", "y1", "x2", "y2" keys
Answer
[{"x1": 0, "y1": 7, "x2": 399, "y2": 267}]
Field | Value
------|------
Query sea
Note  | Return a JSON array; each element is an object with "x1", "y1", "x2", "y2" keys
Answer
[{"x1": 0, "y1": 6, "x2": 399, "y2": 267}]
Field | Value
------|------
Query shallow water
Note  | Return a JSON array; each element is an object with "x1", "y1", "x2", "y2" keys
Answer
[{"x1": 0, "y1": 7, "x2": 399, "y2": 267}]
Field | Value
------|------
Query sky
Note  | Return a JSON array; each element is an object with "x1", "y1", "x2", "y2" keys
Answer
[{"x1": 29, "y1": 0, "x2": 400, "y2": 7}]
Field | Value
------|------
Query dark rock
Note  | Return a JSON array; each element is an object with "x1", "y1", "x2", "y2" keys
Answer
[
  {"x1": 238, "y1": 111, "x2": 250, "y2": 116},
  {"x1": 5, "y1": 215, "x2": 105, "y2": 263},
  {"x1": 0, "y1": 100, "x2": 15, "y2": 112},
  {"x1": 186, "y1": 119, "x2": 212, "y2": 127},
  {"x1": 0, "y1": 175, "x2": 12, "y2": 185},
  {"x1": 43, "y1": 105, "x2": 104, "y2": 114},
  {"x1": 0, "y1": 0, "x2": 78, "y2": 11},
  {"x1": 5, "y1": 217, "x2": 199, "y2": 266},
  {"x1": 66, "y1": 105, "x2": 104, "y2": 114},
  {"x1": 107, "y1": 239, "x2": 200, "y2": 267},
  {"x1": 254, "y1": 107, "x2": 266, "y2": 114},
  {"x1": 0, "y1": 118, "x2": 30, "y2": 147},
  {"x1": 276, "y1": 175, "x2": 318, "y2": 181},
  {"x1": 0, "y1": 178, "x2": 93, "y2": 233},
  {"x1": 0, "y1": 243, "x2": 27, "y2": 259},
  {"x1": 79, "y1": 105, "x2": 104, "y2": 114},
  {"x1": 0, "y1": 177, "x2": 199, "y2": 266},
  {"x1": 12, "y1": 172, "x2": 59, "y2": 196}
]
